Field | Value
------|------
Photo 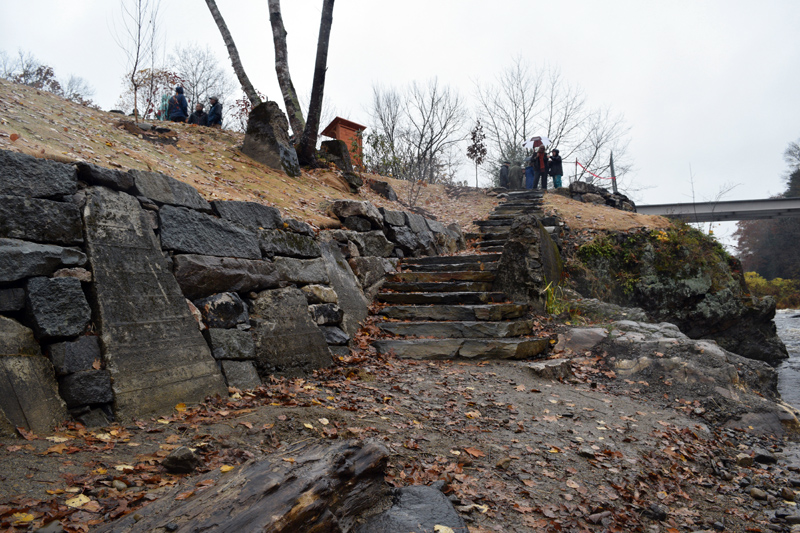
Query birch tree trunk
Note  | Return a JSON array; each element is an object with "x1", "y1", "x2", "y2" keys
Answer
[
  {"x1": 296, "y1": 0, "x2": 335, "y2": 165},
  {"x1": 205, "y1": 0, "x2": 262, "y2": 107},
  {"x1": 268, "y1": 0, "x2": 306, "y2": 137}
]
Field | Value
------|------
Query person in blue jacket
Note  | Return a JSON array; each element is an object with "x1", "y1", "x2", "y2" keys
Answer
[
  {"x1": 207, "y1": 96, "x2": 222, "y2": 128},
  {"x1": 167, "y1": 86, "x2": 188, "y2": 122},
  {"x1": 524, "y1": 158, "x2": 535, "y2": 189}
]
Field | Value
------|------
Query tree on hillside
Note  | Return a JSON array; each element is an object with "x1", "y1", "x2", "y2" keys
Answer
[
  {"x1": 267, "y1": 0, "x2": 305, "y2": 138},
  {"x1": 116, "y1": 68, "x2": 181, "y2": 119},
  {"x1": 735, "y1": 138, "x2": 800, "y2": 280},
  {"x1": 204, "y1": 0, "x2": 262, "y2": 107},
  {"x1": 367, "y1": 79, "x2": 467, "y2": 184},
  {"x1": 466, "y1": 120, "x2": 487, "y2": 188},
  {"x1": 113, "y1": 0, "x2": 162, "y2": 122},
  {"x1": 474, "y1": 58, "x2": 632, "y2": 187},
  {"x1": 0, "y1": 49, "x2": 95, "y2": 106}
]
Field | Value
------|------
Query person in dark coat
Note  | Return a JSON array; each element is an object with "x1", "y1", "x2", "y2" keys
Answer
[
  {"x1": 508, "y1": 161, "x2": 523, "y2": 190},
  {"x1": 498, "y1": 161, "x2": 510, "y2": 188},
  {"x1": 549, "y1": 149, "x2": 564, "y2": 188},
  {"x1": 207, "y1": 96, "x2": 222, "y2": 128},
  {"x1": 525, "y1": 158, "x2": 535, "y2": 189},
  {"x1": 532, "y1": 145, "x2": 549, "y2": 189},
  {"x1": 187, "y1": 103, "x2": 207, "y2": 126},
  {"x1": 167, "y1": 86, "x2": 188, "y2": 122}
]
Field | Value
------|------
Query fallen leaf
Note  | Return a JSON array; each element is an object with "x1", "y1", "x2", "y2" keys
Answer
[
  {"x1": 11, "y1": 512, "x2": 34, "y2": 524},
  {"x1": 65, "y1": 494, "x2": 91, "y2": 508},
  {"x1": 220, "y1": 465, "x2": 234, "y2": 473},
  {"x1": 10, "y1": 133, "x2": 19, "y2": 141},
  {"x1": 175, "y1": 403, "x2": 187, "y2": 412},
  {"x1": 175, "y1": 490, "x2": 194, "y2": 501},
  {"x1": 463, "y1": 447, "x2": 485, "y2": 458},
  {"x1": 434, "y1": 526, "x2": 455, "y2": 533}
]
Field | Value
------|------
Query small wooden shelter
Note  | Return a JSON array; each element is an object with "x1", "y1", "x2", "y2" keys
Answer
[{"x1": 321, "y1": 117, "x2": 366, "y2": 166}]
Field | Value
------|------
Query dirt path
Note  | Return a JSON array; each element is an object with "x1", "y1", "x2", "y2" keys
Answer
[{"x1": 1, "y1": 324, "x2": 796, "y2": 532}]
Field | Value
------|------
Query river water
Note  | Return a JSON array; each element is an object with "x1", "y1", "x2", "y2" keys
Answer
[{"x1": 776, "y1": 309, "x2": 800, "y2": 409}]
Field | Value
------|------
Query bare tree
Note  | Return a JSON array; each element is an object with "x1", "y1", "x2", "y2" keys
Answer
[
  {"x1": 170, "y1": 44, "x2": 234, "y2": 110},
  {"x1": 204, "y1": 0, "x2": 262, "y2": 107},
  {"x1": 368, "y1": 78, "x2": 467, "y2": 185},
  {"x1": 112, "y1": 0, "x2": 161, "y2": 122},
  {"x1": 296, "y1": 0, "x2": 335, "y2": 165},
  {"x1": 62, "y1": 75, "x2": 95, "y2": 105},
  {"x1": 474, "y1": 59, "x2": 632, "y2": 188},
  {"x1": 268, "y1": 0, "x2": 305, "y2": 137},
  {"x1": 466, "y1": 120, "x2": 487, "y2": 188}
]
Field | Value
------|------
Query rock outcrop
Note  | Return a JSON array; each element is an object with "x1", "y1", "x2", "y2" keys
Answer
[{"x1": 241, "y1": 101, "x2": 300, "y2": 177}]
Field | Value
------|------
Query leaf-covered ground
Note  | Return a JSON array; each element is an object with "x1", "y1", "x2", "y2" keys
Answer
[{"x1": 0, "y1": 314, "x2": 795, "y2": 532}]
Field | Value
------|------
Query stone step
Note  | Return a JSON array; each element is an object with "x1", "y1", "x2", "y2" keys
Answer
[
  {"x1": 478, "y1": 225, "x2": 511, "y2": 234},
  {"x1": 379, "y1": 319, "x2": 533, "y2": 339},
  {"x1": 475, "y1": 219, "x2": 515, "y2": 227},
  {"x1": 467, "y1": 231, "x2": 509, "y2": 241},
  {"x1": 403, "y1": 253, "x2": 501, "y2": 265},
  {"x1": 378, "y1": 303, "x2": 527, "y2": 321},
  {"x1": 506, "y1": 191, "x2": 544, "y2": 199},
  {"x1": 373, "y1": 337, "x2": 549, "y2": 360},
  {"x1": 382, "y1": 281, "x2": 494, "y2": 293},
  {"x1": 488, "y1": 214, "x2": 517, "y2": 221},
  {"x1": 386, "y1": 271, "x2": 496, "y2": 283},
  {"x1": 377, "y1": 291, "x2": 507, "y2": 305},
  {"x1": 402, "y1": 261, "x2": 498, "y2": 272},
  {"x1": 480, "y1": 246, "x2": 504, "y2": 254},
  {"x1": 498, "y1": 201, "x2": 544, "y2": 208},
  {"x1": 475, "y1": 240, "x2": 506, "y2": 248}
]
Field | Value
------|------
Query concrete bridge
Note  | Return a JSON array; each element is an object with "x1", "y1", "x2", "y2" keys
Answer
[{"x1": 637, "y1": 197, "x2": 800, "y2": 223}]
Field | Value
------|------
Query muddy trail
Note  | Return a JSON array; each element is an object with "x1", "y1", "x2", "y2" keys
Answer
[{"x1": 0, "y1": 319, "x2": 798, "y2": 532}]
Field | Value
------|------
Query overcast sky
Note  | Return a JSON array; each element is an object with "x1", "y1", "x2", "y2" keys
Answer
[{"x1": 2, "y1": 0, "x2": 799, "y2": 232}]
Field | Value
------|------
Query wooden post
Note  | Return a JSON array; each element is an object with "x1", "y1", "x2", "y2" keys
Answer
[{"x1": 610, "y1": 151, "x2": 618, "y2": 193}]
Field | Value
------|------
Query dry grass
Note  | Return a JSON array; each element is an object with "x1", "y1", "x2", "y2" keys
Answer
[
  {"x1": 0, "y1": 78, "x2": 497, "y2": 230},
  {"x1": 543, "y1": 191, "x2": 671, "y2": 231}
]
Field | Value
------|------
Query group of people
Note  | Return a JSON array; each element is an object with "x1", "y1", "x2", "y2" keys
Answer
[
  {"x1": 499, "y1": 146, "x2": 563, "y2": 190},
  {"x1": 166, "y1": 86, "x2": 222, "y2": 128}
]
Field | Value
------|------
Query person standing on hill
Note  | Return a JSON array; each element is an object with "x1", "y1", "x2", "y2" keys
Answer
[
  {"x1": 549, "y1": 149, "x2": 563, "y2": 188},
  {"x1": 524, "y1": 158, "x2": 535, "y2": 189},
  {"x1": 498, "y1": 161, "x2": 510, "y2": 188},
  {"x1": 207, "y1": 96, "x2": 223, "y2": 128},
  {"x1": 187, "y1": 103, "x2": 207, "y2": 126},
  {"x1": 167, "y1": 86, "x2": 189, "y2": 123},
  {"x1": 532, "y1": 145, "x2": 549, "y2": 189},
  {"x1": 509, "y1": 161, "x2": 523, "y2": 190}
]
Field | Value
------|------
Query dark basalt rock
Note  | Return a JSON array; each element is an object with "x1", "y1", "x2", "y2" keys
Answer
[
  {"x1": 0, "y1": 150, "x2": 77, "y2": 198},
  {"x1": 58, "y1": 369, "x2": 113, "y2": 408},
  {"x1": 369, "y1": 179, "x2": 398, "y2": 201},
  {"x1": 47, "y1": 336, "x2": 102, "y2": 376},
  {"x1": 76, "y1": 162, "x2": 135, "y2": 192},
  {"x1": 25, "y1": 277, "x2": 91, "y2": 341},
  {"x1": 205, "y1": 328, "x2": 256, "y2": 360},
  {"x1": 320, "y1": 326, "x2": 349, "y2": 345},
  {"x1": 241, "y1": 101, "x2": 300, "y2": 177},
  {"x1": 356, "y1": 485, "x2": 467, "y2": 533},
  {"x1": 211, "y1": 200, "x2": 282, "y2": 230},
  {"x1": 130, "y1": 169, "x2": 212, "y2": 211},
  {"x1": 193, "y1": 292, "x2": 249, "y2": 329},
  {"x1": 0, "y1": 195, "x2": 83, "y2": 245},
  {"x1": 172, "y1": 254, "x2": 279, "y2": 300},
  {"x1": 159, "y1": 205, "x2": 261, "y2": 260},
  {"x1": 258, "y1": 229, "x2": 321, "y2": 259},
  {"x1": 161, "y1": 446, "x2": 202, "y2": 474}
]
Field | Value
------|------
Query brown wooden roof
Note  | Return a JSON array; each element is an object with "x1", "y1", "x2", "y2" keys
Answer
[{"x1": 320, "y1": 117, "x2": 367, "y2": 138}]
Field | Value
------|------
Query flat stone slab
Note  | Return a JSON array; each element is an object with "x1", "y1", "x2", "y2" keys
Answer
[
  {"x1": 478, "y1": 225, "x2": 512, "y2": 234},
  {"x1": 475, "y1": 219, "x2": 518, "y2": 226},
  {"x1": 0, "y1": 355, "x2": 69, "y2": 435},
  {"x1": 382, "y1": 281, "x2": 494, "y2": 293},
  {"x1": 251, "y1": 287, "x2": 332, "y2": 377},
  {"x1": 379, "y1": 319, "x2": 533, "y2": 338},
  {"x1": 377, "y1": 291, "x2": 507, "y2": 305},
  {"x1": 172, "y1": 254, "x2": 279, "y2": 300},
  {"x1": 258, "y1": 229, "x2": 321, "y2": 258},
  {"x1": 403, "y1": 262, "x2": 499, "y2": 272},
  {"x1": 374, "y1": 337, "x2": 549, "y2": 360},
  {"x1": 0, "y1": 315, "x2": 41, "y2": 357},
  {"x1": 220, "y1": 360, "x2": 261, "y2": 390},
  {"x1": 159, "y1": 205, "x2": 261, "y2": 259},
  {"x1": 0, "y1": 238, "x2": 86, "y2": 283},
  {"x1": 211, "y1": 200, "x2": 282, "y2": 230},
  {"x1": 83, "y1": 187, "x2": 226, "y2": 421},
  {"x1": 378, "y1": 303, "x2": 527, "y2": 322},
  {"x1": 130, "y1": 169, "x2": 211, "y2": 211},
  {"x1": 274, "y1": 257, "x2": 330, "y2": 285},
  {"x1": 26, "y1": 276, "x2": 91, "y2": 341},
  {"x1": 386, "y1": 271, "x2": 495, "y2": 283},
  {"x1": 0, "y1": 150, "x2": 77, "y2": 198},
  {"x1": 403, "y1": 254, "x2": 502, "y2": 265},
  {"x1": 525, "y1": 359, "x2": 573, "y2": 381},
  {"x1": 205, "y1": 328, "x2": 256, "y2": 360},
  {"x1": 320, "y1": 241, "x2": 369, "y2": 336},
  {"x1": 0, "y1": 195, "x2": 83, "y2": 245}
]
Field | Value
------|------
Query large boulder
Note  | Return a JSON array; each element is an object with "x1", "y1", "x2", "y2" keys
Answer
[
  {"x1": 369, "y1": 179, "x2": 398, "y2": 201},
  {"x1": 0, "y1": 238, "x2": 86, "y2": 283},
  {"x1": 356, "y1": 485, "x2": 467, "y2": 533},
  {"x1": 0, "y1": 316, "x2": 68, "y2": 436},
  {"x1": 172, "y1": 254, "x2": 279, "y2": 300},
  {"x1": 211, "y1": 200, "x2": 282, "y2": 230},
  {"x1": 76, "y1": 162, "x2": 135, "y2": 193},
  {"x1": 241, "y1": 101, "x2": 300, "y2": 177},
  {"x1": 25, "y1": 277, "x2": 91, "y2": 341},
  {"x1": 493, "y1": 215, "x2": 562, "y2": 311},
  {"x1": 159, "y1": 205, "x2": 261, "y2": 260},
  {"x1": 82, "y1": 187, "x2": 226, "y2": 421},
  {"x1": 250, "y1": 287, "x2": 332, "y2": 377},
  {"x1": 320, "y1": 140, "x2": 362, "y2": 192},
  {"x1": 130, "y1": 169, "x2": 211, "y2": 211},
  {"x1": 329, "y1": 200, "x2": 383, "y2": 229},
  {"x1": 0, "y1": 195, "x2": 83, "y2": 245},
  {"x1": 0, "y1": 150, "x2": 77, "y2": 198}
]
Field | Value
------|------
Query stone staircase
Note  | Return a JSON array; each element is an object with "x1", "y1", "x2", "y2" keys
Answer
[{"x1": 372, "y1": 190, "x2": 556, "y2": 361}]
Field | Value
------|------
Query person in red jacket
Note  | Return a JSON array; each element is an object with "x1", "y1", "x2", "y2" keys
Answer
[{"x1": 532, "y1": 145, "x2": 548, "y2": 189}]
